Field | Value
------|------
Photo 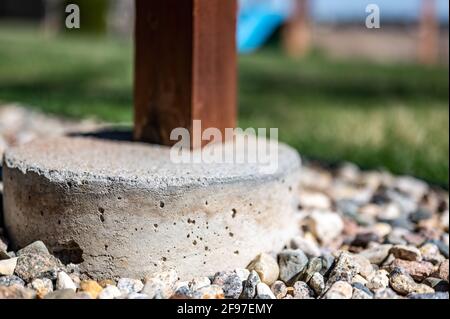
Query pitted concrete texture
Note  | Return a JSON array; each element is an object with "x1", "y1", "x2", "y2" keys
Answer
[{"x1": 3, "y1": 136, "x2": 301, "y2": 280}]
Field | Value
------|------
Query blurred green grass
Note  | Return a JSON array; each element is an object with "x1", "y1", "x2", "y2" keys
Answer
[{"x1": 0, "y1": 26, "x2": 448, "y2": 187}]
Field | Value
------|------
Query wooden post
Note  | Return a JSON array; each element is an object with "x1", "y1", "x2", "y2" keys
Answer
[
  {"x1": 134, "y1": 0, "x2": 237, "y2": 147},
  {"x1": 418, "y1": 0, "x2": 439, "y2": 65}
]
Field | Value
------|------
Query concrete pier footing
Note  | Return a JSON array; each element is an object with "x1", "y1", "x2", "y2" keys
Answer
[{"x1": 2, "y1": 136, "x2": 301, "y2": 280}]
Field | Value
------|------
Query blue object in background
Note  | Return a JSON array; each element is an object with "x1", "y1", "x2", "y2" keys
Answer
[
  {"x1": 238, "y1": 0, "x2": 293, "y2": 53},
  {"x1": 237, "y1": 0, "x2": 449, "y2": 54}
]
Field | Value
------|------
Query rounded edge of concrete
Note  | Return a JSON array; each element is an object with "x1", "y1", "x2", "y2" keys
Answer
[{"x1": 3, "y1": 136, "x2": 301, "y2": 280}]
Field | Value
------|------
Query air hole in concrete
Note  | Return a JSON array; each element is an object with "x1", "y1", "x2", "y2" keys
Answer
[
  {"x1": 98, "y1": 208, "x2": 105, "y2": 222},
  {"x1": 205, "y1": 246, "x2": 209, "y2": 251},
  {"x1": 234, "y1": 250, "x2": 239, "y2": 255},
  {"x1": 40, "y1": 211, "x2": 44, "y2": 217},
  {"x1": 67, "y1": 181, "x2": 73, "y2": 188},
  {"x1": 193, "y1": 240, "x2": 197, "y2": 245},
  {"x1": 288, "y1": 186, "x2": 293, "y2": 192},
  {"x1": 205, "y1": 201, "x2": 208, "y2": 205},
  {"x1": 231, "y1": 209, "x2": 237, "y2": 218},
  {"x1": 117, "y1": 196, "x2": 122, "y2": 200},
  {"x1": 154, "y1": 224, "x2": 158, "y2": 228},
  {"x1": 58, "y1": 220, "x2": 61, "y2": 225},
  {"x1": 162, "y1": 257, "x2": 167, "y2": 262},
  {"x1": 229, "y1": 232, "x2": 234, "y2": 237},
  {"x1": 187, "y1": 218, "x2": 196, "y2": 224},
  {"x1": 159, "y1": 201, "x2": 165, "y2": 208},
  {"x1": 53, "y1": 240, "x2": 84, "y2": 265},
  {"x1": 104, "y1": 245, "x2": 108, "y2": 251},
  {"x1": 187, "y1": 234, "x2": 190, "y2": 238}
]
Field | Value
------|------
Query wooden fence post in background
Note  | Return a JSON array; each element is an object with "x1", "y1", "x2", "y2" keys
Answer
[
  {"x1": 282, "y1": 0, "x2": 311, "y2": 58},
  {"x1": 134, "y1": 0, "x2": 237, "y2": 147},
  {"x1": 418, "y1": 0, "x2": 439, "y2": 65}
]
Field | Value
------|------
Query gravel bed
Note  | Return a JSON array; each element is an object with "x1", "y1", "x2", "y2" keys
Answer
[{"x1": 0, "y1": 104, "x2": 448, "y2": 299}]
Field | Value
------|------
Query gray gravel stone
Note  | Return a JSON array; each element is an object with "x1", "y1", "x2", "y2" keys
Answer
[
  {"x1": 419, "y1": 243, "x2": 445, "y2": 265},
  {"x1": 407, "y1": 292, "x2": 449, "y2": 299},
  {"x1": 255, "y1": 282, "x2": 276, "y2": 299},
  {"x1": 0, "y1": 275, "x2": 25, "y2": 287},
  {"x1": 352, "y1": 284, "x2": 374, "y2": 299},
  {"x1": 366, "y1": 269, "x2": 389, "y2": 290},
  {"x1": 309, "y1": 272, "x2": 325, "y2": 296},
  {"x1": 117, "y1": 278, "x2": 144, "y2": 295},
  {"x1": 127, "y1": 292, "x2": 150, "y2": 299},
  {"x1": 172, "y1": 283, "x2": 193, "y2": 299},
  {"x1": 240, "y1": 270, "x2": 260, "y2": 299},
  {"x1": 14, "y1": 253, "x2": 61, "y2": 282},
  {"x1": 278, "y1": 249, "x2": 308, "y2": 285},
  {"x1": 319, "y1": 253, "x2": 335, "y2": 276},
  {"x1": 212, "y1": 271, "x2": 243, "y2": 299},
  {"x1": 300, "y1": 257, "x2": 323, "y2": 283},
  {"x1": 327, "y1": 251, "x2": 360, "y2": 285},
  {"x1": 422, "y1": 277, "x2": 449, "y2": 292},
  {"x1": 374, "y1": 288, "x2": 403, "y2": 299},
  {"x1": 427, "y1": 240, "x2": 449, "y2": 258},
  {"x1": 292, "y1": 281, "x2": 314, "y2": 299},
  {"x1": 270, "y1": 281, "x2": 287, "y2": 299},
  {"x1": 143, "y1": 270, "x2": 178, "y2": 299},
  {"x1": 352, "y1": 282, "x2": 373, "y2": 297},
  {"x1": 17, "y1": 241, "x2": 50, "y2": 256},
  {"x1": 189, "y1": 277, "x2": 211, "y2": 291},
  {"x1": 358, "y1": 244, "x2": 392, "y2": 265}
]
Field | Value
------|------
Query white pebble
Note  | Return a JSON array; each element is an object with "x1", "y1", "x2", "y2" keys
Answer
[
  {"x1": 56, "y1": 271, "x2": 77, "y2": 291},
  {"x1": 0, "y1": 257, "x2": 18, "y2": 276},
  {"x1": 98, "y1": 285, "x2": 122, "y2": 299},
  {"x1": 256, "y1": 283, "x2": 276, "y2": 299}
]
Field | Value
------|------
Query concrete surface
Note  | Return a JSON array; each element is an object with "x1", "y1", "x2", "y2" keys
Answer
[{"x1": 2, "y1": 135, "x2": 301, "y2": 280}]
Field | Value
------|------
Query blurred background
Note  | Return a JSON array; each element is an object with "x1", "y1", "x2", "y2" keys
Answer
[{"x1": 0, "y1": 0, "x2": 448, "y2": 187}]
